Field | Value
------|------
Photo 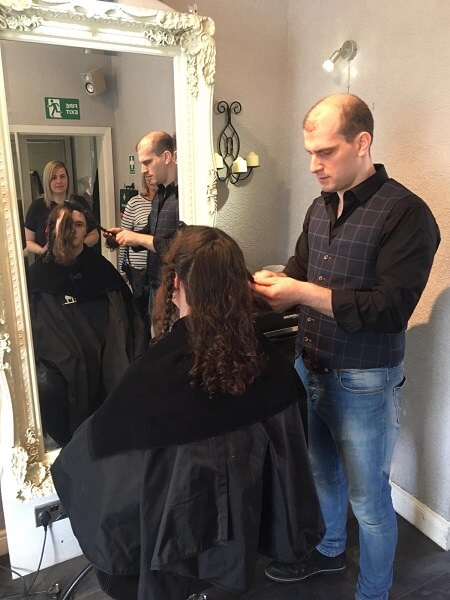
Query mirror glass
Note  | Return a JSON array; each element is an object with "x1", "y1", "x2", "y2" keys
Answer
[
  {"x1": 4, "y1": 38, "x2": 175, "y2": 245},
  {"x1": 3, "y1": 37, "x2": 176, "y2": 451},
  {"x1": 0, "y1": 0, "x2": 216, "y2": 500}
]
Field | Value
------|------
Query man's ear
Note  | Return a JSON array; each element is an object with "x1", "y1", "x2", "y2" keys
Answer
[
  {"x1": 357, "y1": 131, "x2": 372, "y2": 155},
  {"x1": 163, "y1": 150, "x2": 172, "y2": 165}
]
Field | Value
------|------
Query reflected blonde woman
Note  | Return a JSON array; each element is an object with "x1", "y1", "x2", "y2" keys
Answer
[{"x1": 24, "y1": 159, "x2": 99, "y2": 256}]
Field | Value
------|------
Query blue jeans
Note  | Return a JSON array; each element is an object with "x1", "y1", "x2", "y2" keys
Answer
[{"x1": 295, "y1": 357, "x2": 405, "y2": 600}]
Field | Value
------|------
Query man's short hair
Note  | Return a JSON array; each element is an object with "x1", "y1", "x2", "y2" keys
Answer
[
  {"x1": 304, "y1": 94, "x2": 374, "y2": 143},
  {"x1": 136, "y1": 131, "x2": 175, "y2": 155},
  {"x1": 339, "y1": 95, "x2": 374, "y2": 142},
  {"x1": 152, "y1": 132, "x2": 176, "y2": 155}
]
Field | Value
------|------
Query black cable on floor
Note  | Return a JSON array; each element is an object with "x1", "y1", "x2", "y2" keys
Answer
[
  {"x1": 23, "y1": 523, "x2": 48, "y2": 597},
  {"x1": 0, "y1": 563, "x2": 27, "y2": 599},
  {"x1": 59, "y1": 564, "x2": 93, "y2": 600},
  {"x1": 0, "y1": 510, "x2": 60, "y2": 600}
]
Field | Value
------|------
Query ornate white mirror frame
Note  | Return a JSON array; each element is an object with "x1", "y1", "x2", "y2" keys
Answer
[{"x1": 0, "y1": 0, "x2": 216, "y2": 501}]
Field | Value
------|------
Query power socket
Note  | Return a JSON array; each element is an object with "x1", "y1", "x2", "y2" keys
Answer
[{"x1": 35, "y1": 501, "x2": 67, "y2": 527}]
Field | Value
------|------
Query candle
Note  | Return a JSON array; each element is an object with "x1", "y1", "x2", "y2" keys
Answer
[
  {"x1": 246, "y1": 151, "x2": 260, "y2": 167},
  {"x1": 231, "y1": 156, "x2": 247, "y2": 173},
  {"x1": 214, "y1": 152, "x2": 224, "y2": 169}
]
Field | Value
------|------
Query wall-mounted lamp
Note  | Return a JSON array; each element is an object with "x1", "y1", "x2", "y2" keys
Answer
[
  {"x1": 81, "y1": 68, "x2": 106, "y2": 95},
  {"x1": 215, "y1": 100, "x2": 260, "y2": 184},
  {"x1": 322, "y1": 40, "x2": 357, "y2": 73}
]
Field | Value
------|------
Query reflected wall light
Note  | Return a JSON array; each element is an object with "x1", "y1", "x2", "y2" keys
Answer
[
  {"x1": 215, "y1": 100, "x2": 260, "y2": 185},
  {"x1": 322, "y1": 40, "x2": 357, "y2": 72}
]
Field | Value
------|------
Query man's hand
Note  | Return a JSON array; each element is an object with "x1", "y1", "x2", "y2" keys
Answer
[
  {"x1": 103, "y1": 227, "x2": 151, "y2": 249},
  {"x1": 104, "y1": 227, "x2": 133, "y2": 247},
  {"x1": 251, "y1": 272, "x2": 301, "y2": 313},
  {"x1": 105, "y1": 227, "x2": 122, "y2": 236},
  {"x1": 115, "y1": 229, "x2": 144, "y2": 247},
  {"x1": 103, "y1": 227, "x2": 122, "y2": 246},
  {"x1": 252, "y1": 271, "x2": 334, "y2": 317},
  {"x1": 252, "y1": 269, "x2": 287, "y2": 282}
]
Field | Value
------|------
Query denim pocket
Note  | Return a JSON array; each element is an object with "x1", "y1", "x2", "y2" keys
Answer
[
  {"x1": 393, "y1": 376, "x2": 406, "y2": 423},
  {"x1": 337, "y1": 368, "x2": 387, "y2": 394}
]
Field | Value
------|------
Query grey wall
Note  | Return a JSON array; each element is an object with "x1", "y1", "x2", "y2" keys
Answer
[
  {"x1": 1, "y1": 40, "x2": 175, "y2": 218},
  {"x1": 170, "y1": 0, "x2": 450, "y2": 526},
  {"x1": 110, "y1": 52, "x2": 175, "y2": 198},
  {"x1": 2, "y1": 41, "x2": 115, "y2": 126},
  {"x1": 171, "y1": 1, "x2": 291, "y2": 272}
]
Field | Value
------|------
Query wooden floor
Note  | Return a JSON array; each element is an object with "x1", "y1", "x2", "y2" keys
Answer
[{"x1": 1, "y1": 515, "x2": 449, "y2": 599}]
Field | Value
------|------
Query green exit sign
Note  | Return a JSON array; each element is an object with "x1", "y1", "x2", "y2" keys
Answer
[{"x1": 45, "y1": 97, "x2": 80, "y2": 120}]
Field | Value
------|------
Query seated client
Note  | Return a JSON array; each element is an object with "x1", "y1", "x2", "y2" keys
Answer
[
  {"x1": 51, "y1": 225, "x2": 324, "y2": 600},
  {"x1": 29, "y1": 201, "x2": 142, "y2": 447}
]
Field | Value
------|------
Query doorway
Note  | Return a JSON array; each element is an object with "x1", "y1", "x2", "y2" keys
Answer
[{"x1": 9, "y1": 124, "x2": 115, "y2": 264}]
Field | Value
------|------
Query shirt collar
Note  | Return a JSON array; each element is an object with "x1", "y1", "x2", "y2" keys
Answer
[
  {"x1": 322, "y1": 164, "x2": 389, "y2": 207},
  {"x1": 157, "y1": 182, "x2": 178, "y2": 197}
]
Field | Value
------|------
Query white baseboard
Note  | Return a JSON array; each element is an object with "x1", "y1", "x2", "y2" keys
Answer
[
  {"x1": 391, "y1": 481, "x2": 450, "y2": 550},
  {"x1": 0, "y1": 528, "x2": 8, "y2": 556}
]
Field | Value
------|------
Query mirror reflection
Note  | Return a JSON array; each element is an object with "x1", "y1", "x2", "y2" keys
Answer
[
  {"x1": 22, "y1": 155, "x2": 100, "y2": 256},
  {"x1": 28, "y1": 201, "x2": 144, "y2": 449},
  {"x1": 2, "y1": 37, "x2": 177, "y2": 450}
]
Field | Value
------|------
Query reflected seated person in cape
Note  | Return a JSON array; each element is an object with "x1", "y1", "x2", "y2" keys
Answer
[
  {"x1": 51, "y1": 225, "x2": 324, "y2": 600},
  {"x1": 28, "y1": 201, "x2": 143, "y2": 448}
]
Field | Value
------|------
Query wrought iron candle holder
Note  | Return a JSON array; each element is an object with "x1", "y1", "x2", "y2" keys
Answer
[{"x1": 215, "y1": 100, "x2": 260, "y2": 184}]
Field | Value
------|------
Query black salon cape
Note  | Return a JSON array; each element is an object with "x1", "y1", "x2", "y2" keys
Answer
[
  {"x1": 29, "y1": 246, "x2": 144, "y2": 446},
  {"x1": 52, "y1": 319, "x2": 324, "y2": 599}
]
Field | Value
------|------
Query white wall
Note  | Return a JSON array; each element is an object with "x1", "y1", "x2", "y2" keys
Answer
[{"x1": 171, "y1": 0, "x2": 450, "y2": 545}]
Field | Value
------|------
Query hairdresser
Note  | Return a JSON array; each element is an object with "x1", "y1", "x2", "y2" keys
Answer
[{"x1": 106, "y1": 131, "x2": 178, "y2": 322}]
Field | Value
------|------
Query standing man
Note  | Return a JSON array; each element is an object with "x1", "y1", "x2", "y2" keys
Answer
[
  {"x1": 252, "y1": 94, "x2": 440, "y2": 600},
  {"x1": 108, "y1": 131, "x2": 178, "y2": 319}
]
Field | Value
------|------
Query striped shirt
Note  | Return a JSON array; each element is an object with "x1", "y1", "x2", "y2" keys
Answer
[{"x1": 119, "y1": 194, "x2": 152, "y2": 272}]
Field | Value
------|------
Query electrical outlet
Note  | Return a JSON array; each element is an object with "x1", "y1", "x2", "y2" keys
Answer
[{"x1": 34, "y1": 501, "x2": 67, "y2": 527}]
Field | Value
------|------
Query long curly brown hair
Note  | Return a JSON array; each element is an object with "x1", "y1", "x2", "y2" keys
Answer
[{"x1": 152, "y1": 225, "x2": 267, "y2": 397}]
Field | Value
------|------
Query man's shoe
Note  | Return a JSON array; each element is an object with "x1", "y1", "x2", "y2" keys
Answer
[{"x1": 265, "y1": 548, "x2": 346, "y2": 583}]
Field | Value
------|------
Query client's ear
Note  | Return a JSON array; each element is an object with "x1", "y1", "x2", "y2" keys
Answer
[{"x1": 173, "y1": 273, "x2": 181, "y2": 291}]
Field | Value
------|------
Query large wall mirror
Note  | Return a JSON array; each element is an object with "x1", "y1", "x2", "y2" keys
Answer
[{"x1": 0, "y1": 0, "x2": 216, "y2": 567}]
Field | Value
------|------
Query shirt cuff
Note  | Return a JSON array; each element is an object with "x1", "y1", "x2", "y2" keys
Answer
[
  {"x1": 153, "y1": 236, "x2": 170, "y2": 256},
  {"x1": 332, "y1": 289, "x2": 363, "y2": 334}
]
